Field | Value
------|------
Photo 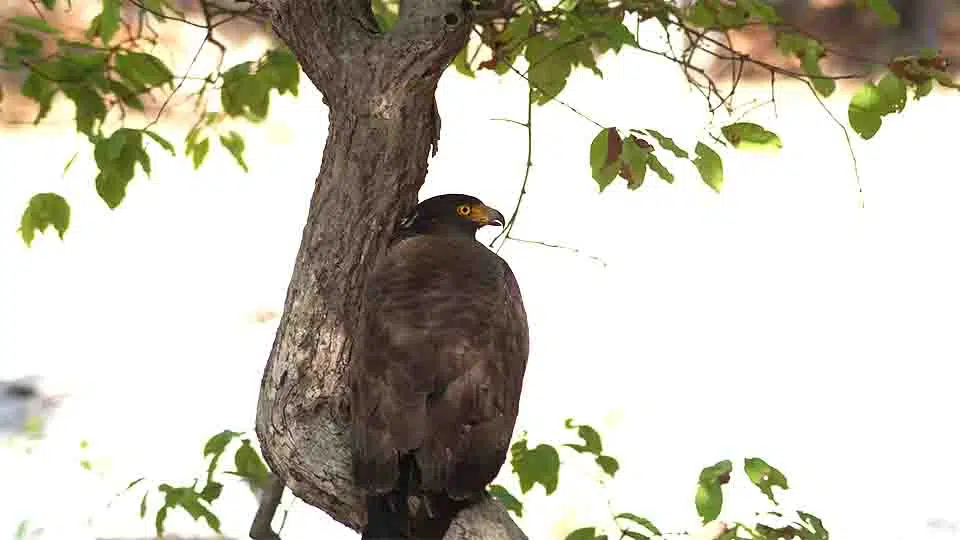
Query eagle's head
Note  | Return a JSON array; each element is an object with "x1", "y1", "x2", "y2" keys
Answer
[{"x1": 399, "y1": 194, "x2": 505, "y2": 239}]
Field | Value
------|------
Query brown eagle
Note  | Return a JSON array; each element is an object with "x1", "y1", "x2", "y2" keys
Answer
[{"x1": 349, "y1": 194, "x2": 529, "y2": 539}]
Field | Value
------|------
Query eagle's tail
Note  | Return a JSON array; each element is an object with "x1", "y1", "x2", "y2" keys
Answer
[{"x1": 361, "y1": 455, "x2": 473, "y2": 540}]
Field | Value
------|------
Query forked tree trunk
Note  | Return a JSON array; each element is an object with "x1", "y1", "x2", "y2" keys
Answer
[{"x1": 248, "y1": 0, "x2": 526, "y2": 538}]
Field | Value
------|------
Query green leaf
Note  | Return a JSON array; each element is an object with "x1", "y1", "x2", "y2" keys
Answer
[
  {"x1": 139, "y1": 492, "x2": 149, "y2": 518},
  {"x1": 220, "y1": 131, "x2": 249, "y2": 172},
  {"x1": 744, "y1": 457, "x2": 789, "y2": 503},
  {"x1": 695, "y1": 459, "x2": 731, "y2": 524},
  {"x1": 13, "y1": 32, "x2": 44, "y2": 58},
  {"x1": 695, "y1": 482, "x2": 723, "y2": 524},
  {"x1": 848, "y1": 83, "x2": 883, "y2": 139},
  {"x1": 685, "y1": 3, "x2": 715, "y2": 27},
  {"x1": 619, "y1": 135, "x2": 650, "y2": 189},
  {"x1": 199, "y1": 481, "x2": 223, "y2": 503},
  {"x1": 107, "y1": 79, "x2": 145, "y2": 110},
  {"x1": 488, "y1": 484, "x2": 523, "y2": 517},
  {"x1": 259, "y1": 49, "x2": 300, "y2": 96},
  {"x1": 453, "y1": 44, "x2": 476, "y2": 78},
  {"x1": 720, "y1": 122, "x2": 783, "y2": 151},
  {"x1": 564, "y1": 420, "x2": 602, "y2": 454},
  {"x1": 19, "y1": 192, "x2": 71, "y2": 246},
  {"x1": 61, "y1": 83, "x2": 106, "y2": 135},
  {"x1": 876, "y1": 72, "x2": 907, "y2": 114},
  {"x1": 40, "y1": 0, "x2": 56, "y2": 9},
  {"x1": 9, "y1": 16, "x2": 61, "y2": 34},
  {"x1": 915, "y1": 78, "x2": 934, "y2": 99},
  {"x1": 802, "y1": 45, "x2": 836, "y2": 98},
  {"x1": 203, "y1": 430, "x2": 242, "y2": 456},
  {"x1": 231, "y1": 439, "x2": 270, "y2": 489},
  {"x1": 154, "y1": 506, "x2": 168, "y2": 537},
  {"x1": 144, "y1": 130, "x2": 176, "y2": 155},
  {"x1": 615, "y1": 513, "x2": 661, "y2": 536},
  {"x1": 115, "y1": 51, "x2": 174, "y2": 92},
  {"x1": 21, "y1": 72, "x2": 58, "y2": 123},
  {"x1": 589, "y1": 127, "x2": 622, "y2": 190},
  {"x1": 525, "y1": 35, "x2": 574, "y2": 104},
  {"x1": 738, "y1": 0, "x2": 781, "y2": 23},
  {"x1": 99, "y1": 0, "x2": 121, "y2": 43},
  {"x1": 595, "y1": 455, "x2": 619, "y2": 477},
  {"x1": 693, "y1": 142, "x2": 723, "y2": 192},
  {"x1": 125, "y1": 477, "x2": 145, "y2": 490},
  {"x1": 646, "y1": 154, "x2": 674, "y2": 183},
  {"x1": 867, "y1": 0, "x2": 900, "y2": 26},
  {"x1": 621, "y1": 532, "x2": 650, "y2": 540},
  {"x1": 187, "y1": 137, "x2": 210, "y2": 169},
  {"x1": 566, "y1": 527, "x2": 604, "y2": 540},
  {"x1": 643, "y1": 129, "x2": 689, "y2": 158},
  {"x1": 797, "y1": 511, "x2": 830, "y2": 539},
  {"x1": 511, "y1": 440, "x2": 560, "y2": 495},
  {"x1": 93, "y1": 128, "x2": 150, "y2": 208},
  {"x1": 221, "y1": 61, "x2": 270, "y2": 121}
]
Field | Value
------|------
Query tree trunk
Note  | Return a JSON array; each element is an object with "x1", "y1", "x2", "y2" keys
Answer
[{"x1": 248, "y1": 0, "x2": 527, "y2": 538}]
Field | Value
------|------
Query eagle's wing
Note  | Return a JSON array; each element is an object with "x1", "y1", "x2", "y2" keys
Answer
[{"x1": 349, "y1": 235, "x2": 529, "y2": 499}]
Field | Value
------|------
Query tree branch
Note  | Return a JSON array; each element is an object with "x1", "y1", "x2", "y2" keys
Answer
[{"x1": 251, "y1": 0, "x2": 525, "y2": 538}]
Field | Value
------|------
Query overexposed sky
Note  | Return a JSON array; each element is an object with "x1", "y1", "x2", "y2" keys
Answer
[{"x1": 2, "y1": 17, "x2": 959, "y2": 540}]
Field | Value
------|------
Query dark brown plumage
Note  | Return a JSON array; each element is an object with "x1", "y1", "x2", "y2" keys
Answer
[{"x1": 349, "y1": 194, "x2": 529, "y2": 540}]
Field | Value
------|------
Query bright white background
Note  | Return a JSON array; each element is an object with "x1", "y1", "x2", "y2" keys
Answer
[{"x1": 2, "y1": 16, "x2": 959, "y2": 540}]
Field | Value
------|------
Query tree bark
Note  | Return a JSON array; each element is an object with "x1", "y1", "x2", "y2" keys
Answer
[{"x1": 248, "y1": 0, "x2": 527, "y2": 538}]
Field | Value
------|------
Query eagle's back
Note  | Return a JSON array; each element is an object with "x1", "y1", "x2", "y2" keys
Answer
[{"x1": 350, "y1": 234, "x2": 529, "y2": 500}]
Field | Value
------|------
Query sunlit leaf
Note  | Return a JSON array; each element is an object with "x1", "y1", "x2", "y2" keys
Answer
[
  {"x1": 744, "y1": 457, "x2": 789, "y2": 503},
  {"x1": 19, "y1": 192, "x2": 70, "y2": 246},
  {"x1": 511, "y1": 440, "x2": 560, "y2": 495},
  {"x1": 720, "y1": 122, "x2": 783, "y2": 151},
  {"x1": 693, "y1": 142, "x2": 723, "y2": 192}
]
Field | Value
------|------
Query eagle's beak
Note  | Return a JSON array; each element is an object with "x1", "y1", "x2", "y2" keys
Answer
[
  {"x1": 485, "y1": 207, "x2": 505, "y2": 227},
  {"x1": 471, "y1": 205, "x2": 505, "y2": 227}
]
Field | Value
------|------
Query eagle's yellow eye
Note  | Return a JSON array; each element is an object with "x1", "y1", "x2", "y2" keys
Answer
[{"x1": 456, "y1": 205, "x2": 471, "y2": 216}]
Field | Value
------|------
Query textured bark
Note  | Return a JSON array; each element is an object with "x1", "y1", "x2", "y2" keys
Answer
[{"x1": 249, "y1": 0, "x2": 527, "y2": 538}]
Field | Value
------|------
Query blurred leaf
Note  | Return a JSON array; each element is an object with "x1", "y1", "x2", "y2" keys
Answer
[
  {"x1": 797, "y1": 511, "x2": 830, "y2": 539},
  {"x1": 595, "y1": 455, "x2": 619, "y2": 477},
  {"x1": 739, "y1": 0, "x2": 780, "y2": 23},
  {"x1": 511, "y1": 440, "x2": 560, "y2": 495},
  {"x1": 19, "y1": 192, "x2": 70, "y2": 246},
  {"x1": 615, "y1": 513, "x2": 661, "y2": 536},
  {"x1": 876, "y1": 72, "x2": 907, "y2": 114},
  {"x1": 139, "y1": 492, "x2": 149, "y2": 518},
  {"x1": 199, "y1": 481, "x2": 223, "y2": 503},
  {"x1": 802, "y1": 46, "x2": 836, "y2": 98},
  {"x1": 695, "y1": 481, "x2": 723, "y2": 524},
  {"x1": 259, "y1": 49, "x2": 300, "y2": 96},
  {"x1": 144, "y1": 130, "x2": 176, "y2": 155},
  {"x1": 643, "y1": 129, "x2": 689, "y2": 158},
  {"x1": 21, "y1": 72, "x2": 58, "y2": 123},
  {"x1": 693, "y1": 142, "x2": 723, "y2": 192},
  {"x1": 115, "y1": 51, "x2": 174, "y2": 92},
  {"x1": 619, "y1": 136, "x2": 650, "y2": 190},
  {"x1": 40, "y1": 0, "x2": 57, "y2": 9},
  {"x1": 125, "y1": 477, "x2": 145, "y2": 490},
  {"x1": 488, "y1": 484, "x2": 523, "y2": 517},
  {"x1": 721, "y1": 122, "x2": 782, "y2": 151},
  {"x1": 220, "y1": 131, "x2": 249, "y2": 172},
  {"x1": 61, "y1": 83, "x2": 106, "y2": 135},
  {"x1": 204, "y1": 430, "x2": 242, "y2": 456},
  {"x1": 866, "y1": 0, "x2": 900, "y2": 25},
  {"x1": 744, "y1": 457, "x2": 789, "y2": 503},
  {"x1": 566, "y1": 527, "x2": 605, "y2": 540},
  {"x1": 154, "y1": 505, "x2": 168, "y2": 537},
  {"x1": 230, "y1": 439, "x2": 270, "y2": 489},
  {"x1": 590, "y1": 127, "x2": 622, "y2": 190},
  {"x1": 848, "y1": 83, "x2": 883, "y2": 139},
  {"x1": 564, "y1": 419, "x2": 602, "y2": 454},
  {"x1": 94, "y1": 128, "x2": 150, "y2": 208},
  {"x1": 99, "y1": 0, "x2": 122, "y2": 43},
  {"x1": 646, "y1": 154, "x2": 674, "y2": 183},
  {"x1": 107, "y1": 79, "x2": 144, "y2": 110},
  {"x1": 621, "y1": 532, "x2": 650, "y2": 540},
  {"x1": 525, "y1": 35, "x2": 574, "y2": 105},
  {"x1": 453, "y1": 44, "x2": 475, "y2": 78},
  {"x1": 695, "y1": 459, "x2": 731, "y2": 523},
  {"x1": 9, "y1": 16, "x2": 61, "y2": 34}
]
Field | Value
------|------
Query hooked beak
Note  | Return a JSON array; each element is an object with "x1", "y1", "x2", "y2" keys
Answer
[{"x1": 473, "y1": 205, "x2": 505, "y2": 227}]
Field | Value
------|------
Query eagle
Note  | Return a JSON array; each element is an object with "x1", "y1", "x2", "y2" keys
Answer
[{"x1": 349, "y1": 194, "x2": 530, "y2": 539}]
